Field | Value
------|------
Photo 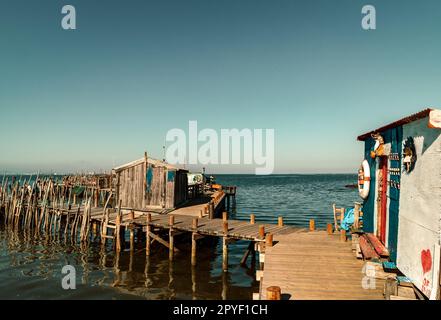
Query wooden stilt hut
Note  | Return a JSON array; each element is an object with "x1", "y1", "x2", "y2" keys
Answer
[{"x1": 113, "y1": 153, "x2": 188, "y2": 211}]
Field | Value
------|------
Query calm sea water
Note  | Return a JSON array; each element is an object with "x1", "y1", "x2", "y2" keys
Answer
[{"x1": 0, "y1": 174, "x2": 358, "y2": 300}]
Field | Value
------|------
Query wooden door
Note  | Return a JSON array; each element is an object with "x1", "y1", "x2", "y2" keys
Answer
[{"x1": 377, "y1": 157, "x2": 388, "y2": 244}]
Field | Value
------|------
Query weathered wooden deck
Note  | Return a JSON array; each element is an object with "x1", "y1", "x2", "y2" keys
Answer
[
  {"x1": 88, "y1": 208, "x2": 296, "y2": 241},
  {"x1": 260, "y1": 231, "x2": 386, "y2": 300}
]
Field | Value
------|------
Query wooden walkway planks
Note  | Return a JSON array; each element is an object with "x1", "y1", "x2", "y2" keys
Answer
[
  {"x1": 261, "y1": 231, "x2": 385, "y2": 300},
  {"x1": 138, "y1": 215, "x2": 298, "y2": 241},
  {"x1": 10, "y1": 199, "x2": 298, "y2": 242}
]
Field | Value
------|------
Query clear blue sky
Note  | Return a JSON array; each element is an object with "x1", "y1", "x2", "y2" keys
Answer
[{"x1": 1, "y1": 0, "x2": 440, "y2": 174}]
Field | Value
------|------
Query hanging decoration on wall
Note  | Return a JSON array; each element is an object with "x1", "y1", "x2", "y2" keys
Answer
[
  {"x1": 389, "y1": 153, "x2": 400, "y2": 161},
  {"x1": 370, "y1": 133, "x2": 385, "y2": 158},
  {"x1": 388, "y1": 168, "x2": 401, "y2": 176},
  {"x1": 388, "y1": 180, "x2": 400, "y2": 189},
  {"x1": 403, "y1": 137, "x2": 417, "y2": 173}
]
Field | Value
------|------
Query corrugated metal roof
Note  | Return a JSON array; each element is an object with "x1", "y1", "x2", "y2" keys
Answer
[{"x1": 357, "y1": 108, "x2": 434, "y2": 141}]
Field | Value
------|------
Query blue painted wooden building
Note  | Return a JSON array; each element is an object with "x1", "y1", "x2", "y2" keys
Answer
[{"x1": 357, "y1": 108, "x2": 441, "y2": 299}]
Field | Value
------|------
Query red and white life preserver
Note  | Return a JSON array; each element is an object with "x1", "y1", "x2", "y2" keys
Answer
[{"x1": 358, "y1": 160, "x2": 371, "y2": 200}]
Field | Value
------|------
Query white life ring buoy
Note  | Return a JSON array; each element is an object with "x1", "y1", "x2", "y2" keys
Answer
[{"x1": 358, "y1": 160, "x2": 371, "y2": 200}]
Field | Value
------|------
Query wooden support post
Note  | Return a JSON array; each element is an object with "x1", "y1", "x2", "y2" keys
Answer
[
  {"x1": 240, "y1": 241, "x2": 255, "y2": 266},
  {"x1": 169, "y1": 215, "x2": 175, "y2": 261},
  {"x1": 120, "y1": 226, "x2": 126, "y2": 250},
  {"x1": 199, "y1": 210, "x2": 203, "y2": 218},
  {"x1": 169, "y1": 215, "x2": 174, "y2": 226},
  {"x1": 222, "y1": 211, "x2": 228, "y2": 221},
  {"x1": 92, "y1": 221, "x2": 97, "y2": 236},
  {"x1": 191, "y1": 232, "x2": 197, "y2": 266},
  {"x1": 266, "y1": 233, "x2": 273, "y2": 247},
  {"x1": 309, "y1": 219, "x2": 315, "y2": 231},
  {"x1": 278, "y1": 216, "x2": 284, "y2": 227},
  {"x1": 250, "y1": 214, "x2": 255, "y2": 225},
  {"x1": 222, "y1": 237, "x2": 228, "y2": 272},
  {"x1": 340, "y1": 229, "x2": 347, "y2": 242},
  {"x1": 223, "y1": 221, "x2": 229, "y2": 234},
  {"x1": 130, "y1": 228, "x2": 135, "y2": 252},
  {"x1": 94, "y1": 189, "x2": 98, "y2": 208},
  {"x1": 146, "y1": 213, "x2": 151, "y2": 256},
  {"x1": 209, "y1": 201, "x2": 214, "y2": 219},
  {"x1": 327, "y1": 223, "x2": 333, "y2": 235},
  {"x1": 266, "y1": 286, "x2": 281, "y2": 300},
  {"x1": 128, "y1": 210, "x2": 135, "y2": 220},
  {"x1": 169, "y1": 230, "x2": 174, "y2": 261},
  {"x1": 192, "y1": 218, "x2": 198, "y2": 230},
  {"x1": 115, "y1": 212, "x2": 121, "y2": 252},
  {"x1": 191, "y1": 265, "x2": 196, "y2": 298},
  {"x1": 259, "y1": 225, "x2": 265, "y2": 239},
  {"x1": 222, "y1": 269, "x2": 228, "y2": 300}
]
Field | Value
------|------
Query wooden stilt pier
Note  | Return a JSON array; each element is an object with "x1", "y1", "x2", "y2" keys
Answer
[{"x1": 0, "y1": 176, "x2": 296, "y2": 277}]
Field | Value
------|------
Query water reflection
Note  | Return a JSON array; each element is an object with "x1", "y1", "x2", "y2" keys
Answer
[{"x1": 0, "y1": 224, "x2": 258, "y2": 299}]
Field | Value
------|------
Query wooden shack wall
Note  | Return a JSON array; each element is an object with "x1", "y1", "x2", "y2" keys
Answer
[
  {"x1": 118, "y1": 161, "x2": 188, "y2": 210},
  {"x1": 174, "y1": 170, "x2": 188, "y2": 207},
  {"x1": 145, "y1": 165, "x2": 165, "y2": 208},
  {"x1": 118, "y1": 162, "x2": 145, "y2": 210},
  {"x1": 165, "y1": 169, "x2": 175, "y2": 209}
]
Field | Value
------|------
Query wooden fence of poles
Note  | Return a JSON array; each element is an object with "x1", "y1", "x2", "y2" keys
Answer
[{"x1": 0, "y1": 175, "x2": 113, "y2": 244}]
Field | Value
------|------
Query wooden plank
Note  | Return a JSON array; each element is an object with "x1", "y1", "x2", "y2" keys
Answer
[
  {"x1": 366, "y1": 233, "x2": 390, "y2": 257},
  {"x1": 359, "y1": 234, "x2": 380, "y2": 260}
]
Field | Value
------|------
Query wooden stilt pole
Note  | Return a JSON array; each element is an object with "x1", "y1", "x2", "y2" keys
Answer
[
  {"x1": 259, "y1": 225, "x2": 265, "y2": 239},
  {"x1": 146, "y1": 213, "x2": 151, "y2": 256},
  {"x1": 94, "y1": 189, "x2": 98, "y2": 208},
  {"x1": 309, "y1": 219, "x2": 315, "y2": 231},
  {"x1": 222, "y1": 270, "x2": 228, "y2": 300},
  {"x1": 222, "y1": 236, "x2": 228, "y2": 272},
  {"x1": 191, "y1": 232, "x2": 197, "y2": 266},
  {"x1": 250, "y1": 214, "x2": 255, "y2": 225},
  {"x1": 130, "y1": 228, "x2": 135, "y2": 252},
  {"x1": 266, "y1": 233, "x2": 273, "y2": 247},
  {"x1": 240, "y1": 241, "x2": 255, "y2": 266},
  {"x1": 327, "y1": 223, "x2": 333, "y2": 234},
  {"x1": 278, "y1": 216, "x2": 284, "y2": 227},
  {"x1": 209, "y1": 201, "x2": 214, "y2": 219},
  {"x1": 169, "y1": 215, "x2": 174, "y2": 261},
  {"x1": 223, "y1": 221, "x2": 228, "y2": 234},
  {"x1": 340, "y1": 229, "x2": 347, "y2": 242},
  {"x1": 115, "y1": 201, "x2": 122, "y2": 252},
  {"x1": 266, "y1": 286, "x2": 281, "y2": 300}
]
